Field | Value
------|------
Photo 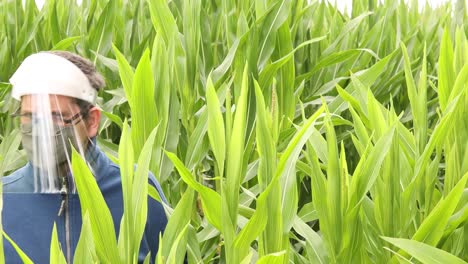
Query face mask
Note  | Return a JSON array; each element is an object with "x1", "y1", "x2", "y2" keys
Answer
[{"x1": 20, "y1": 122, "x2": 82, "y2": 170}]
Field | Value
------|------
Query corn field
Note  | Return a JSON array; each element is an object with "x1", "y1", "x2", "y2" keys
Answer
[{"x1": 0, "y1": 0, "x2": 468, "y2": 263}]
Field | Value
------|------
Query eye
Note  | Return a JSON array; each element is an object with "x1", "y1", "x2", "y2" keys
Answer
[{"x1": 51, "y1": 113, "x2": 63, "y2": 122}]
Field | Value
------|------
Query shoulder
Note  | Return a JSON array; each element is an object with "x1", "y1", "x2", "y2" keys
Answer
[{"x1": 2, "y1": 164, "x2": 34, "y2": 192}]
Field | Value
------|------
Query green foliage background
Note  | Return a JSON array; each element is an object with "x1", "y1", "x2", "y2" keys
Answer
[{"x1": 0, "y1": 0, "x2": 467, "y2": 263}]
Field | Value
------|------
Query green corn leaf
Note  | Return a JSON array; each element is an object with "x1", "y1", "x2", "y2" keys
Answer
[
  {"x1": 165, "y1": 151, "x2": 222, "y2": 230},
  {"x1": 348, "y1": 105, "x2": 369, "y2": 148},
  {"x1": 212, "y1": 40, "x2": 240, "y2": 83},
  {"x1": 415, "y1": 45, "x2": 428, "y2": 153},
  {"x1": 410, "y1": 75, "x2": 467, "y2": 189},
  {"x1": 130, "y1": 49, "x2": 158, "y2": 157},
  {"x1": 51, "y1": 36, "x2": 82, "y2": 50},
  {"x1": 16, "y1": 1, "x2": 45, "y2": 56},
  {"x1": 166, "y1": 224, "x2": 190, "y2": 264},
  {"x1": 322, "y1": 12, "x2": 372, "y2": 55},
  {"x1": 254, "y1": 80, "x2": 282, "y2": 255},
  {"x1": 256, "y1": 251, "x2": 287, "y2": 264},
  {"x1": 225, "y1": 64, "x2": 249, "y2": 231},
  {"x1": 184, "y1": 109, "x2": 208, "y2": 170},
  {"x1": 112, "y1": 44, "x2": 134, "y2": 103},
  {"x1": 3, "y1": 232, "x2": 33, "y2": 264},
  {"x1": 185, "y1": 226, "x2": 203, "y2": 263},
  {"x1": 323, "y1": 110, "x2": 342, "y2": 252},
  {"x1": 160, "y1": 188, "x2": 194, "y2": 263},
  {"x1": 143, "y1": 253, "x2": 151, "y2": 264},
  {"x1": 49, "y1": 224, "x2": 67, "y2": 264},
  {"x1": 336, "y1": 84, "x2": 368, "y2": 123},
  {"x1": 297, "y1": 202, "x2": 318, "y2": 223},
  {"x1": 0, "y1": 130, "x2": 22, "y2": 177},
  {"x1": 411, "y1": 172, "x2": 468, "y2": 246},
  {"x1": 441, "y1": 203, "x2": 468, "y2": 244},
  {"x1": 132, "y1": 127, "x2": 159, "y2": 257},
  {"x1": 296, "y1": 49, "x2": 363, "y2": 85},
  {"x1": 46, "y1": 0, "x2": 61, "y2": 45},
  {"x1": 453, "y1": 27, "x2": 466, "y2": 74},
  {"x1": 118, "y1": 120, "x2": 134, "y2": 262},
  {"x1": 88, "y1": 0, "x2": 115, "y2": 61},
  {"x1": 306, "y1": 128, "x2": 329, "y2": 164},
  {"x1": 349, "y1": 124, "x2": 395, "y2": 209},
  {"x1": 329, "y1": 50, "x2": 396, "y2": 114},
  {"x1": 156, "y1": 233, "x2": 163, "y2": 264},
  {"x1": 383, "y1": 237, "x2": 467, "y2": 264},
  {"x1": 292, "y1": 216, "x2": 328, "y2": 264},
  {"x1": 72, "y1": 146, "x2": 120, "y2": 263},
  {"x1": 271, "y1": 104, "x2": 325, "y2": 248},
  {"x1": 446, "y1": 64, "x2": 468, "y2": 111},
  {"x1": 146, "y1": 0, "x2": 178, "y2": 44},
  {"x1": 234, "y1": 82, "x2": 281, "y2": 258},
  {"x1": 74, "y1": 212, "x2": 98, "y2": 264},
  {"x1": 206, "y1": 75, "x2": 226, "y2": 176},
  {"x1": 259, "y1": 36, "x2": 326, "y2": 91},
  {"x1": 257, "y1": 0, "x2": 292, "y2": 69},
  {"x1": 102, "y1": 111, "x2": 124, "y2": 130},
  {"x1": 437, "y1": 28, "x2": 455, "y2": 111},
  {"x1": 364, "y1": 84, "x2": 387, "y2": 139}
]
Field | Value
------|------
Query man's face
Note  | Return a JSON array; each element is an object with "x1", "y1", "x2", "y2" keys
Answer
[
  {"x1": 16, "y1": 94, "x2": 101, "y2": 192},
  {"x1": 20, "y1": 94, "x2": 90, "y2": 148}
]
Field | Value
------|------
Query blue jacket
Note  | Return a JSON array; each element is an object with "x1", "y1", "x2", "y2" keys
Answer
[{"x1": 2, "y1": 141, "x2": 168, "y2": 263}]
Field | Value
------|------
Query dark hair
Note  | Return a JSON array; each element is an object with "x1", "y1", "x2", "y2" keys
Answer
[
  {"x1": 46, "y1": 51, "x2": 105, "y2": 117},
  {"x1": 74, "y1": 98, "x2": 93, "y2": 119}
]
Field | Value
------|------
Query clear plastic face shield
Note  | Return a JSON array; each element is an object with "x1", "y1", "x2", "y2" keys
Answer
[{"x1": 7, "y1": 53, "x2": 97, "y2": 194}]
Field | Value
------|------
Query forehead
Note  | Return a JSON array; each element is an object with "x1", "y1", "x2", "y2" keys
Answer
[{"x1": 20, "y1": 94, "x2": 78, "y2": 112}]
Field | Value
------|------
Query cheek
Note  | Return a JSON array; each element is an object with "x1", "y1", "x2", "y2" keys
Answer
[{"x1": 73, "y1": 122, "x2": 90, "y2": 142}]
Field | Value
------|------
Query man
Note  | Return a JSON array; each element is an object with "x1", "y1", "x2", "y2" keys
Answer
[{"x1": 3, "y1": 51, "x2": 167, "y2": 263}]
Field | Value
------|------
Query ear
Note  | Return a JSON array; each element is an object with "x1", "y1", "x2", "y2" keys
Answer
[{"x1": 86, "y1": 106, "x2": 101, "y2": 138}]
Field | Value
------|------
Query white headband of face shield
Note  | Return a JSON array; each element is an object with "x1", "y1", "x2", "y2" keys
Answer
[{"x1": 9, "y1": 52, "x2": 97, "y2": 104}]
